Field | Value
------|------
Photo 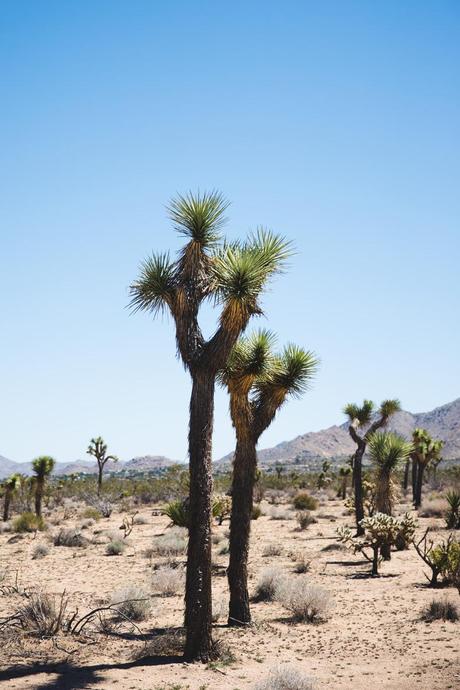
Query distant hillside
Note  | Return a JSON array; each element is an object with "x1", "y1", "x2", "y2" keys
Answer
[
  {"x1": 218, "y1": 398, "x2": 460, "y2": 466},
  {"x1": 0, "y1": 454, "x2": 177, "y2": 479}
]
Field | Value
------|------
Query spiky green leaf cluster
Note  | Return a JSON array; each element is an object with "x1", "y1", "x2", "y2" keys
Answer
[
  {"x1": 255, "y1": 345, "x2": 319, "y2": 401},
  {"x1": 129, "y1": 253, "x2": 176, "y2": 315},
  {"x1": 379, "y1": 399, "x2": 401, "y2": 418},
  {"x1": 343, "y1": 399, "x2": 374, "y2": 425},
  {"x1": 167, "y1": 190, "x2": 229, "y2": 246},
  {"x1": 32, "y1": 456, "x2": 55, "y2": 479},
  {"x1": 368, "y1": 431, "x2": 412, "y2": 472}
]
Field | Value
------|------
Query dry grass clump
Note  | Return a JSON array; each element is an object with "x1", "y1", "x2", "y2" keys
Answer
[
  {"x1": 290, "y1": 552, "x2": 311, "y2": 574},
  {"x1": 275, "y1": 577, "x2": 332, "y2": 623},
  {"x1": 212, "y1": 598, "x2": 227, "y2": 623},
  {"x1": 12, "y1": 513, "x2": 46, "y2": 533},
  {"x1": 296, "y1": 511, "x2": 317, "y2": 530},
  {"x1": 421, "y1": 599, "x2": 459, "y2": 622},
  {"x1": 106, "y1": 539, "x2": 126, "y2": 556},
  {"x1": 31, "y1": 543, "x2": 49, "y2": 560},
  {"x1": 110, "y1": 585, "x2": 151, "y2": 621},
  {"x1": 419, "y1": 498, "x2": 447, "y2": 518},
  {"x1": 268, "y1": 507, "x2": 292, "y2": 521},
  {"x1": 151, "y1": 566, "x2": 185, "y2": 597},
  {"x1": 133, "y1": 514, "x2": 148, "y2": 525},
  {"x1": 81, "y1": 507, "x2": 102, "y2": 521},
  {"x1": 292, "y1": 492, "x2": 318, "y2": 511},
  {"x1": 80, "y1": 518, "x2": 95, "y2": 529},
  {"x1": 253, "y1": 567, "x2": 284, "y2": 602},
  {"x1": 54, "y1": 528, "x2": 88, "y2": 548},
  {"x1": 0, "y1": 522, "x2": 11, "y2": 534},
  {"x1": 18, "y1": 591, "x2": 69, "y2": 637},
  {"x1": 263, "y1": 543, "x2": 283, "y2": 557},
  {"x1": 255, "y1": 664, "x2": 315, "y2": 690},
  {"x1": 148, "y1": 527, "x2": 188, "y2": 557}
]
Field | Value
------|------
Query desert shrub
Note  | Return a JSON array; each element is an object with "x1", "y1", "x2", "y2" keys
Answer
[
  {"x1": 211, "y1": 598, "x2": 227, "y2": 623},
  {"x1": 149, "y1": 527, "x2": 187, "y2": 557},
  {"x1": 106, "y1": 539, "x2": 126, "y2": 556},
  {"x1": 19, "y1": 591, "x2": 68, "y2": 637},
  {"x1": 31, "y1": 543, "x2": 49, "y2": 560},
  {"x1": 163, "y1": 497, "x2": 230, "y2": 528},
  {"x1": 421, "y1": 599, "x2": 459, "y2": 622},
  {"x1": 12, "y1": 512, "x2": 46, "y2": 533},
  {"x1": 255, "y1": 664, "x2": 315, "y2": 690},
  {"x1": 296, "y1": 511, "x2": 317, "y2": 530},
  {"x1": 133, "y1": 514, "x2": 148, "y2": 525},
  {"x1": 413, "y1": 531, "x2": 460, "y2": 586},
  {"x1": 0, "y1": 522, "x2": 12, "y2": 534},
  {"x1": 54, "y1": 528, "x2": 88, "y2": 548},
  {"x1": 218, "y1": 541, "x2": 230, "y2": 555},
  {"x1": 253, "y1": 567, "x2": 284, "y2": 602},
  {"x1": 290, "y1": 552, "x2": 311, "y2": 574},
  {"x1": 252, "y1": 504, "x2": 263, "y2": 520},
  {"x1": 211, "y1": 532, "x2": 224, "y2": 545},
  {"x1": 445, "y1": 491, "x2": 460, "y2": 529},
  {"x1": 84, "y1": 496, "x2": 112, "y2": 518},
  {"x1": 266, "y1": 489, "x2": 286, "y2": 505},
  {"x1": 82, "y1": 507, "x2": 102, "y2": 521},
  {"x1": 263, "y1": 543, "x2": 283, "y2": 557},
  {"x1": 80, "y1": 518, "x2": 95, "y2": 530},
  {"x1": 269, "y1": 506, "x2": 291, "y2": 521},
  {"x1": 151, "y1": 565, "x2": 185, "y2": 597},
  {"x1": 111, "y1": 586, "x2": 151, "y2": 621},
  {"x1": 293, "y1": 492, "x2": 318, "y2": 511},
  {"x1": 213, "y1": 495, "x2": 232, "y2": 525},
  {"x1": 275, "y1": 578, "x2": 332, "y2": 623},
  {"x1": 419, "y1": 498, "x2": 446, "y2": 518}
]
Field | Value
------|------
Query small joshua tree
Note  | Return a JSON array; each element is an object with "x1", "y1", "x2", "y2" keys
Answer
[
  {"x1": 32, "y1": 456, "x2": 55, "y2": 518},
  {"x1": 445, "y1": 491, "x2": 460, "y2": 530},
  {"x1": 2, "y1": 473, "x2": 21, "y2": 522},
  {"x1": 338, "y1": 465, "x2": 352, "y2": 500},
  {"x1": 343, "y1": 399, "x2": 401, "y2": 535},
  {"x1": 368, "y1": 431, "x2": 412, "y2": 559},
  {"x1": 87, "y1": 437, "x2": 118, "y2": 496},
  {"x1": 338, "y1": 512, "x2": 414, "y2": 576},
  {"x1": 410, "y1": 428, "x2": 443, "y2": 509}
]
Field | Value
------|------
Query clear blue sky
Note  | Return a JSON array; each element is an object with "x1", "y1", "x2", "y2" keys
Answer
[{"x1": 1, "y1": 1, "x2": 459, "y2": 464}]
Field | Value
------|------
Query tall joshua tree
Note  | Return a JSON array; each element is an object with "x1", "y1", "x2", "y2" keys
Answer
[
  {"x1": 343, "y1": 399, "x2": 401, "y2": 535},
  {"x1": 368, "y1": 431, "x2": 412, "y2": 559},
  {"x1": 32, "y1": 456, "x2": 55, "y2": 518},
  {"x1": 410, "y1": 428, "x2": 443, "y2": 509},
  {"x1": 2, "y1": 473, "x2": 21, "y2": 522},
  {"x1": 129, "y1": 192, "x2": 291, "y2": 661},
  {"x1": 87, "y1": 436, "x2": 118, "y2": 496},
  {"x1": 219, "y1": 330, "x2": 318, "y2": 626}
]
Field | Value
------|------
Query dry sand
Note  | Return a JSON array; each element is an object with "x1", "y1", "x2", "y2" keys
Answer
[{"x1": 0, "y1": 497, "x2": 459, "y2": 689}]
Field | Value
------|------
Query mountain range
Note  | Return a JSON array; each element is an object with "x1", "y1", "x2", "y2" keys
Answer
[{"x1": 1, "y1": 398, "x2": 458, "y2": 479}]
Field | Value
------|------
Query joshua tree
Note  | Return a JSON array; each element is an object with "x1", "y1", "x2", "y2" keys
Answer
[
  {"x1": 368, "y1": 431, "x2": 412, "y2": 559},
  {"x1": 32, "y1": 456, "x2": 55, "y2": 518},
  {"x1": 2, "y1": 473, "x2": 21, "y2": 522},
  {"x1": 129, "y1": 192, "x2": 291, "y2": 661},
  {"x1": 338, "y1": 465, "x2": 352, "y2": 500},
  {"x1": 343, "y1": 399, "x2": 401, "y2": 535},
  {"x1": 219, "y1": 330, "x2": 318, "y2": 626},
  {"x1": 411, "y1": 428, "x2": 443, "y2": 509},
  {"x1": 87, "y1": 436, "x2": 118, "y2": 496}
]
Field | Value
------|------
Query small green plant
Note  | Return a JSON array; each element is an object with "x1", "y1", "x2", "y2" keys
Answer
[
  {"x1": 421, "y1": 598, "x2": 459, "y2": 622},
  {"x1": 413, "y1": 531, "x2": 460, "y2": 587},
  {"x1": 445, "y1": 491, "x2": 460, "y2": 529},
  {"x1": 106, "y1": 539, "x2": 126, "y2": 556},
  {"x1": 293, "y1": 492, "x2": 318, "y2": 511},
  {"x1": 163, "y1": 497, "x2": 229, "y2": 528},
  {"x1": 82, "y1": 507, "x2": 102, "y2": 521},
  {"x1": 252, "y1": 504, "x2": 263, "y2": 520},
  {"x1": 394, "y1": 513, "x2": 418, "y2": 551},
  {"x1": 12, "y1": 512, "x2": 46, "y2": 533}
]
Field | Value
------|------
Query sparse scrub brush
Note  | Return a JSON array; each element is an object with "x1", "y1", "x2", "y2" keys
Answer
[
  {"x1": 269, "y1": 506, "x2": 291, "y2": 521},
  {"x1": 82, "y1": 507, "x2": 102, "y2": 521},
  {"x1": 419, "y1": 498, "x2": 447, "y2": 518},
  {"x1": 111, "y1": 586, "x2": 151, "y2": 621},
  {"x1": 296, "y1": 511, "x2": 317, "y2": 530},
  {"x1": 149, "y1": 527, "x2": 188, "y2": 557},
  {"x1": 263, "y1": 543, "x2": 283, "y2": 557},
  {"x1": 54, "y1": 528, "x2": 88, "y2": 548},
  {"x1": 253, "y1": 567, "x2": 284, "y2": 601},
  {"x1": 31, "y1": 543, "x2": 49, "y2": 560},
  {"x1": 13, "y1": 512, "x2": 46, "y2": 533},
  {"x1": 255, "y1": 664, "x2": 315, "y2": 690},
  {"x1": 252, "y1": 504, "x2": 263, "y2": 520},
  {"x1": 106, "y1": 539, "x2": 126, "y2": 556},
  {"x1": 19, "y1": 591, "x2": 68, "y2": 637},
  {"x1": 275, "y1": 577, "x2": 332, "y2": 623},
  {"x1": 293, "y1": 492, "x2": 318, "y2": 511},
  {"x1": 151, "y1": 565, "x2": 185, "y2": 596},
  {"x1": 421, "y1": 598, "x2": 459, "y2": 622}
]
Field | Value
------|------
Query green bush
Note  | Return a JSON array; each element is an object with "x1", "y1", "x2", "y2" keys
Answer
[
  {"x1": 106, "y1": 539, "x2": 126, "y2": 556},
  {"x1": 293, "y1": 492, "x2": 318, "y2": 511},
  {"x1": 163, "y1": 496, "x2": 229, "y2": 528},
  {"x1": 82, "y1": 507, "x2": 102, "y2": 521},
  {"x1": 421, "y1": 599, "x2": 459, "y2": 622},
  {"x1": 445, "y1": 491, "x2": 460, "y2": 530},
  {"x1": 13, "y1": 512, "x2": 46, "y2": 533}
]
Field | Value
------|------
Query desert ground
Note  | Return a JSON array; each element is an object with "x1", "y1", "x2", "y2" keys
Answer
[{"x1": 0, "y1": 494, "x2": 459, "y2": 690}]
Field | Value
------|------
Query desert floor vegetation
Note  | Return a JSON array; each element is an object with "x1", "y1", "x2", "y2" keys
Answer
[{"x1": 1, "y1": 489, "x2": 459, "y2": 689}]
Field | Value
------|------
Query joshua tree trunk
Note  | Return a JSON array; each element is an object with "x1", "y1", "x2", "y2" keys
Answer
[
  {"x1": 353, "y1": 444, "x2": 366, "y2": 536},
  {"x1": 341, "y1": 476, "x2": 348, "y2": 500},
  {"x1": 372, "y1": 545, "x2": 379, "y2": 576},
  {"x1": 3, "y1": 491, "x2": 11, "y2": 522},
  {"x1": 97, "y1": 466, "x2": 103, "y2": 496},
  {"x1": 403, "y1": 459, "x2": 410, "y2": 492},
  {"x1": 375, "y1": 471, "x2": 392, "y2": 560},
  {"x1": 184, "y1": 370, "x2": 215, "y2": 662},
  {"x1": 35, "y1": 479, "x2": 43, "y2": 517},
  {"x1": 227, "y1": 436, "x2": 257, "y2": 626},
  {"x1": 411, "y1": 459, "x2": 418, "y2": 504},
  {"x1": 414, "y1": 462, "x2": 425, "y2": 509}
]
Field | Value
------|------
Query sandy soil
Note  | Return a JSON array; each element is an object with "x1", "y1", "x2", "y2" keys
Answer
[{"x1": 0, "y1": 496, "x2": 459, "y2": 690}]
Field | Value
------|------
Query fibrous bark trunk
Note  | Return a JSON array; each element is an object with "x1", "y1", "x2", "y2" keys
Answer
[
  {"x1": 414, "y1": 462, "x2": 425, "y2": 509},
  {"x1": 3, "y1": 492, "x2": 11, "y2": 522},
  {"x1": 353, "y1": 445, "x2": 366, "y2": 536},
  {"x1": 403, "y1": 459, "x2": 410, "y2": 492},
  {"x1": 411, "y1": 458, "x2": 418, "y2": 504},
  {"x1": 184, "y1": 370, "x2": 215, "y2": 662},
  {"x1": 227, "y1": 436, "x2": 257, "y2": 626},
  {"x1": 35, "y1": 480, "x2": 43, "y2": 517},
  {"x1": 97, "y1": 466, "x2": 103, "y2": 496}
]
